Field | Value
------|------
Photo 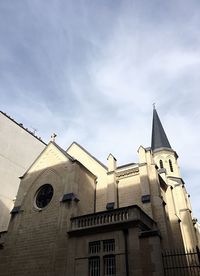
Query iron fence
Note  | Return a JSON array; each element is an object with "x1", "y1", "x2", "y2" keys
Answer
[{"x1": 162, "y1": 247, "x2": 200, "y2": 276}]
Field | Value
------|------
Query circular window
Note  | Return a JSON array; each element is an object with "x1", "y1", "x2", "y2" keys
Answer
[{"x1": 35, "y1": 184, "x2": 54, "y2": 208}]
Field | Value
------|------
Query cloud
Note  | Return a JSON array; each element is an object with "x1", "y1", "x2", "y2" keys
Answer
[{"x1": 0, "y1": 0, "x2": 200, "y2": 220}]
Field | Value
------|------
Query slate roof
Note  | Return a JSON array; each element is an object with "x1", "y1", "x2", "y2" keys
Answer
[{"x1": 151, "y1": 108, "x2": 171, "y2": 151}]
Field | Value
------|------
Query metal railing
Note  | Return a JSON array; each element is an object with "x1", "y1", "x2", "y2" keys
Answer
[{"x1": 162, "y1": 247, "x2": 200, "y2": 276}]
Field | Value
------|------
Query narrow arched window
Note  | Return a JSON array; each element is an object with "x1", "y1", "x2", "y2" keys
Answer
[
  {"x1": 169, "y1": 159, "x2": 173, "y2": 172},
  {"x1": 159, "y1": 160, "x2": 163, "y2": 169}
]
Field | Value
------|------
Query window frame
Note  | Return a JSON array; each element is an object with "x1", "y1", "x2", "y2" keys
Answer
[
  {"x1": 103, "y1": 254, "x2": 116, "y2": 276},
  {"x1": 88, "y1": 240, "x2": 116, "y2": 276},
  {"x1": 89, "y1": 256, "x2": 100, "y2": 276}
]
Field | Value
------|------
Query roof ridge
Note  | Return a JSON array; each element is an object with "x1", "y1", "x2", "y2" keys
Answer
[{"x1": 67, "y1": 141, "x2": 108, "y2": 170}]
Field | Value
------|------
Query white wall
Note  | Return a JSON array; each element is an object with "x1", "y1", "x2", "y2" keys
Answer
[{"x1": 0, "y1": 112, "x2": 46, "y2": 231}]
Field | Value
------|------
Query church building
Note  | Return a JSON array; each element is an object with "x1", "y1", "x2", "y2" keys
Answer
[{"x1": 0, "y1": 108, "x2": 199, "y2": 276}]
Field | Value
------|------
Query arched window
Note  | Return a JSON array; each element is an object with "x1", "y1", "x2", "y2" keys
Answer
[
  {"x1": 159, "y1": 160, "x2": 164, "y2": 169},
  {"x1": 169, "y1": 159, "x2": 173, "y2": 172}
]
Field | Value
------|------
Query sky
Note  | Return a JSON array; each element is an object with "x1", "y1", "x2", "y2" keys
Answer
[{"x1": 0, "y1": 0, "x2": 200, "y2": 221}]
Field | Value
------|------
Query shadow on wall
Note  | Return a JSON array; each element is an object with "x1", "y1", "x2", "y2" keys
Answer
[
  {"x1": 7, "y1": 159, "x2": 97, "y2": 230},
  {"x1": 4, "y1": 157, "x2": 186, "y2": 240},
  {"x1": 7, "y1": 159, "x2": 177, "y2": 247},
  {"x1": 0, "y1": 160, "x2": 97, "y2": 275},
  {"x1": 0, "y1": 157, "x2": 188, "y2": 276}
]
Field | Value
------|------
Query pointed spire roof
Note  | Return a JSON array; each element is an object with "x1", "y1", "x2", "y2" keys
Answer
[{"x1": 151, "y1": 107, "x2": 172, "y2": 151}]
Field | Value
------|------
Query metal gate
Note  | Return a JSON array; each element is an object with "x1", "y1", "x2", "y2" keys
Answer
[{"x1": 162, "y1": 247, "x2": 200, "y2": 276}]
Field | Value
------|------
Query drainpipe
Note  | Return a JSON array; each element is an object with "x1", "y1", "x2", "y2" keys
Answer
[
  {"x1": 123, "y1": 229, "x2": 129, "y2": 276},
  {"x1": 94, "y1": 180, "x2": 97, "y2": 213},
  {"x1": 197, "y1": 246, "x2": 200, "y2": 264},
  {"x1": 117, "y1": 180, "x2": 119, "y2": 208}
]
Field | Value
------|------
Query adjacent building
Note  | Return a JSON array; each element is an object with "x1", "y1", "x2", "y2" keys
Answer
[
  {"x1": 0, "y1": 111, "x2": 46, "y2": 232},
  {"x1": 0, "y1": 108, "x2": 199, "y2": 275}
]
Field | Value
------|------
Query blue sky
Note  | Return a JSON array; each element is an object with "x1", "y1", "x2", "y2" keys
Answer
[{"x1": 1, "y1": 0, "x2": 200, "y2": 220}]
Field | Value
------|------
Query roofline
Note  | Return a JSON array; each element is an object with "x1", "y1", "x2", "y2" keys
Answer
[
  {"x1": 152, "y1": 147, "x2": 178, "y2": 158},
  {"x1": 20, "y1": 142, "x2": 97, "y2": 180},
  {"x1": 67, "y1": 141, "x2": 108, "y2": 170},
  {"x1": 52, "y1": 142, "x2": 75, "y2": 161},
  {"x1": 20, "y1": 141, "x2": 71, "y2": 179},
  {"x1": 107, "y1": 153, "x2": 117, "y2": 161},
  {"x1": 167, "y1": 176, "x2": 185, "y2": 184},
  {"x1": 152, "y1": 147, "x2": 174, "y2": 153},
  {"x1": 19, "y1": 142, "x2": 51, "y2": 179},
  {"x1": 52, "y1": 142, "x2": 97, "y2": 179},
  {"x1": 117, "y1": 162, "x2": 137, "y2": 169},
  {"x1": 0, "y1": 111, "x2": 47, "y2": 145},
  {"x1": 75, "y1": 160, "x2": 97, "y2": 179}
]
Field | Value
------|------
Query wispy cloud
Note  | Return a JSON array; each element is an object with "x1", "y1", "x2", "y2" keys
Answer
[{"x1": 0, "y1": 0, "x2": 200, "y2": 219}]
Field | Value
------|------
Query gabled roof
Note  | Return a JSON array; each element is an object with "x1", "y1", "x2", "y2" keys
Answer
[
  {"x1": 107, "y1": 153, "x2": 117, "y2": 161},
  {"x1": 20, "y1": 141, "x2": 73, "y2": 179},
  {"x1": 20, "y1": 141, "x2": 96, "y2": 179},
  {"x1": 53, "y1": 142, "x2": 96, "y2": 178},
  {"x1": 116, "y1": 162, "x2": 137, "y2": 169},
  {"x1": 67, "y1": 142, "x2": 108, "y2": 170},
  {"x1": 151, "y1": 108, "x2": 171, "y2": 151},
  {"x1": 52, "y1": 142, "x2": 75, "y2": 161}
]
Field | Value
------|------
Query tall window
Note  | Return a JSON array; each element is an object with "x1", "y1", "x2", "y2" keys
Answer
[
  {"x1": 89, "y1": 257, "x2": 100, "y2": 276},
  {"x1": 88, "y1": 240, "x2": 116, "y2": 276},
  {"x1": 159, "y1": 160, "x2": 164, "y2": 169},
  {"x1": 104, "y1": 255, "x2": 116, "y2": 276},
  {"x1": 169, "y1": 159, "x2": 173, "y2": 172}
]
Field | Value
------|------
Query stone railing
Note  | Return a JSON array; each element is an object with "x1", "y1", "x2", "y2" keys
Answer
[{"x1": 68, "y1": 205, "x2": 156, "y2": 235}]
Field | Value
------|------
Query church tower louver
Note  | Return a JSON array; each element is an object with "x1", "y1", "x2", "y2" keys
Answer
[{"x1": 151, "y1": 107, "x2": 198, "y2": 250}]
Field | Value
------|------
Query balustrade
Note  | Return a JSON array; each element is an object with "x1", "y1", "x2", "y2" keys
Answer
[{"x1": 70, "y1": 205, "x2": 155, "y2": 232}]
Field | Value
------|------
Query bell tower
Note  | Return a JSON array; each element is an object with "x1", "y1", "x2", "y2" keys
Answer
[
  {"x1": 151, "y1": 106, "x2": 180, "y2": 178},
  {"x1": 151, "y1": 106, "x2": 198, "y2": 250}
]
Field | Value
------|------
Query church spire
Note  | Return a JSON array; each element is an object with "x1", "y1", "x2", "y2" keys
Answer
[{"x1": 151, "y1": 106, "x2": 171, "y2": 151}]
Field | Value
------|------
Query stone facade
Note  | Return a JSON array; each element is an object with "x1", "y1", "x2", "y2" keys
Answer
[{"x1": 0, "y1": 109, "x2": 199, "y2": 275}]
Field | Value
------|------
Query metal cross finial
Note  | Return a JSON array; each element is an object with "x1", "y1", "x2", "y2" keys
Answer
[
  {"x1": 51, "y1": 133, "x2": 57, "y2": 142},
  {"x1": 153, "y1": 103, "x2": 156, "y2": 110}
]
